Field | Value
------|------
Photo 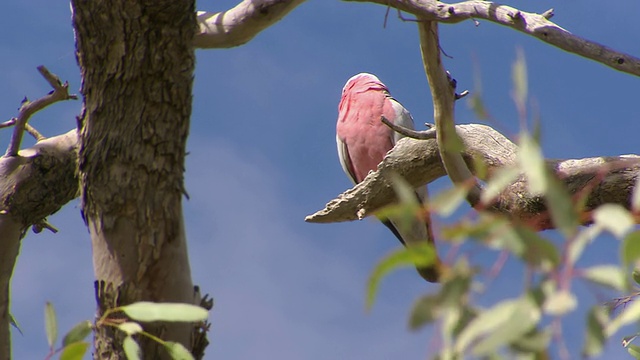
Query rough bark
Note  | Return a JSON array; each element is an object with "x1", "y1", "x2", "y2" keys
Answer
[{"x1": 71, "y1": 0, "x2": 204, "y2": 358}]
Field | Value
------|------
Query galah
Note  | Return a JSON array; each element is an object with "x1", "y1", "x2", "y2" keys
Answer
[{"x1": 336, "y1": 73, "x2": 441, "y2": 282}]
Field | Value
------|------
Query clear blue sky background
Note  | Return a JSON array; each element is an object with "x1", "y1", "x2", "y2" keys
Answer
[{"x1": 1, "y1": 0, "x2": 639, "y2": 359}]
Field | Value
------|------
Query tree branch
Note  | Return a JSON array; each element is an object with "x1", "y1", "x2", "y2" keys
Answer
[
  {"x1": 4, "y1": 66, "x2": 77, "y2": 157},
  {"x1": 194, "y1": 0, "x2": 305, "y2": 48},
  {"x1": 346, "y1": 0, "x2": 640, "y2": 77},
  {"x1": 418, "y1": 19, "x2": 483, "y2": 205},
  {"x1": 305, "y1": 123, "x2": 640, "y2": 229},
  {"x1": 0, "y1": 130, "x2": 79, "y2": 358}
]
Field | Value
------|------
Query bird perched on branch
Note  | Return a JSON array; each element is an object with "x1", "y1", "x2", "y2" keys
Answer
[{"x1": 336, "y1": 73, "x2": 441, "y2": 282}]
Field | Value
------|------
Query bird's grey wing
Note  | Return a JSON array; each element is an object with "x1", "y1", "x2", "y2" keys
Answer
[
  {"x1": 388, "y1": 96, "x2": 416, "y2": 144},
  {"x1": 336, "y1": 134, "x2": 357, "y2": 185}
]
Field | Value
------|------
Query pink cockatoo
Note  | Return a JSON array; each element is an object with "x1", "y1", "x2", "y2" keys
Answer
[{"x1": 336, "y1": 73, "x2": 441, "y2": 282}]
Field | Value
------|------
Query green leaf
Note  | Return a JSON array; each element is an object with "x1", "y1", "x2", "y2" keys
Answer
[
  {"x1": 451, "y1": 306, "x2": 478, "y2": 340},
  {"x1": 622, "y1": 231, "x2": 640, "y2": 269},
  {"x1": 582, "y1": 265, "x2": 626, "y2": 291},
  {"x1": 441, "y1": 307, "x2": 462, "y2": 350},
  {"x1": 471, "y1": 295, "x2": 540, "y2": 356},
  {"x1": 468, "y1": 57, "x2": 489, "y2": 122},
  {"x1": 121, "y1": 302, "x2": 208, "y2": 323},
  {"x1": 164, "y1": 341, "x2": 195, "y2": 360},
  {"x1": 606, "y1": 298, "x2": 640, "y2": 336},
  {"x1": 375, "y1": 174, "x2": 422, "y2": 234},
  {"x1": 593, "y1": 204, "x2": 634, "y2": 238},
  {"x1": 542, "y1": 291, "x2": 577, "y2": 316},
  {"x1": 494, "y1": 224, "x2": 559, "y2": 270},
  {"x1": 441, "y1": 214, "x2": 505, "y2": 243},
  {"x1": 512, "y1": 47, "x2": 528, "y2": 113},
  {"x1": 480, "y1": 166, "x2": 519, "y2": 205},
  {"x1": 546, "y1": 175, "x2": 579, "y2": 238},
  {"x1": 428, "y1": 185, "x2": 469, "y2": 217},
  {"x1": 629, "y1": 344, "x2": 640, "y2": 359},
  {"x1": 568, "y1": 226, "x2": 601, "y2": 266},
  {"x1": 518, "y1": 134, "x2": 546, "y2": 195},
  {"x1": 510, "y1": 327, "x2": 551, "y2": 353},
  {"x1": 468, "y1": 93, "x2": 490, "y2": 121},
  {"x1": 623, "y1": 334, "x2": 639, "y2": 347},
  {"x1": 471, "y1": 154, "x2": 489, "y2": 180},
  {"x1": 438, "y1": 259, "x2": 473, "y2": 308},
  {"x1": 409, "y1": 295, "x2": 440, "y2": 331},
  {"x1": 123, "y1": 336, "x2": 141, "y2": 360},
  {"x1": 10, "y1": 313, "x2": 23, "y2": 336},
  {"x1": 44, "y1": 302, "x2": 58, "y2": 348},
  {"x1": 62, "y1": 320, "x2": 92, "y2": 346},
  {"x1": 388, "y1": 173, "x2": 419, "y2": 205},
  {"x1": 582, "y1": 306, "x2": 608, "y2": 357},
  {"x1": 455, "y1": 298, "x2": 520, "y2": 353},
  {"x1": 118, "y1": 322, "x2": 143, "y2": 335},
  {"x1": 633, "y1": 270, "x2": 640, "y2": 286},
  {"x1": 515, "y1": 226, "x2": 560, "y2": 269},
  {"x1": 366, "y1": 243, "x2": 437, "y2": 310},
  {"x1": 59, "y1": 341, "x2": 89, "y2": 360}
]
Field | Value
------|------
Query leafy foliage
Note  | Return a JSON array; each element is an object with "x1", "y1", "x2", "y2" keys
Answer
[
  {"x1": 366, "y1": 51, "x2": 640, "y2": 359},
  {"x1": 42, "y1": 301, "x2": 210, "y2": 360}
]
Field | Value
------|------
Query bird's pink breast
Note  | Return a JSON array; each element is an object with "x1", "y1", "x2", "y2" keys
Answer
[{"x1": 337, "y1": 86, "x2": 397, "y2": 183}]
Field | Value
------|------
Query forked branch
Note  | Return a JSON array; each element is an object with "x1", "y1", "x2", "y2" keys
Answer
[{"x1": 4, "y1": 66, "x2": 77, "y2": 157}]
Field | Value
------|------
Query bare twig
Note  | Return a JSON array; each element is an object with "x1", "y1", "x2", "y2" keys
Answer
[
  {"x1": 541, "y1": 8, "x2": 554, "y2": 20},
  {"x1": 32, "y1": 220, "x2": 59, "y2": 234},
  {"x1": 2, "y1": 119, "x2": 46, "y2": 141},
  {"x1": 5, "y1": 66, "x2": 77, "y2": 157},
  {"x1": 0, "y1": 119, "x2": 16, "y2": 129},
  {"x1": 381, "y1": 116, "x2": 437, "y2": 140},
  {"x1": 25, "y1": 124, "x2": 45, "y2": 141},
  {"x1": 345, "y1": 0, "x2": 640, "y2": 77}
]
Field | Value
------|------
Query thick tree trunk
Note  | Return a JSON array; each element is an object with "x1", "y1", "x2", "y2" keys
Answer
[{"x1": 71, "y1": 0, "x2": 201, "y2": 358}]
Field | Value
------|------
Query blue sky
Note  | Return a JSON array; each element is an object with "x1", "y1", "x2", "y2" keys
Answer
[{"x1": 1, "y1": 0, "x2": 639, "y2": 359}]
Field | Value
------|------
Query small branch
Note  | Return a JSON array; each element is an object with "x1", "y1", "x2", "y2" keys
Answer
[
  {"x1": 25, "y1": 124, "x2": 45, "y2": 141},
  {"x1": 2, "y1": 119, "x2": 46, "y2": 141},
  {"x1": 194, "y1": 0, "x2": 305, "y2": 48},
  {"x1": 381, "y1": 116, "x2": 436, "y2": 140},
  {"x1": 0, "y1": 119, "x2": 17, "y2": 129},
  {"x1": 5, "y1": 66, "x2": 77, "y2": 157},
  {"x1": 541, "y1": 8, "x2": 554, "y2": 20},
  {"x1": 347, "y1": 0, "x2": 640, "y2": 77},
  {"x1": 418, "y1": 20, "x2": 483, "y2": 205},
  {"x1": 32, "y1": 219, "x2": 59, "y2": 234}
]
